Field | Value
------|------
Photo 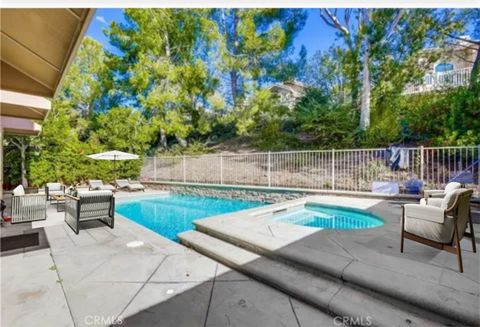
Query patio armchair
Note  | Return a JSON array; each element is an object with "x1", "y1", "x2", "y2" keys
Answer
[
  {"x1": 421, "y1": 182, "x2": 461, "y2": 205},
  {"x1": 115, "y1": 179, "x2": 145, "y2": 192},
  {"x1": 88, "y1": 179, "x2": 115, "y2": 192},
  {"x1": 401, "y1": 189, "x2": 476, "y2": 273},
  {"x1": 45, "y1": 182, "x2": 65, "y2": 201},
  {"x1": 11, "y1": 185, "x2": 47, "y2": 224},
  {"x1": 65, "y1": 190, "x2": 115, "y2": 234}
]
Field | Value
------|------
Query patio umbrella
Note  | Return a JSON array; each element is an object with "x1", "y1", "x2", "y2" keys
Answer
[{"x1": 87, "y1": 150, "x2": 139, "y2": 180}]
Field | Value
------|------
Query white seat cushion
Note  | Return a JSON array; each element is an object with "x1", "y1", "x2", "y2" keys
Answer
[
  {"x1": 47, "y1": 182, "x2": 62, "y2": 191},
  {"x1": 13, "y1": 185, "x2": 25, "y2": 196},
  {"x1": 444, "y1": 182, "x2": 461, "y2": 193},
  {"x1": 405, "y1": 215, "x2": 454, "y2": 243},
  {"x1": 441, "y1": 189, "x2": 463, "y2": 210}
]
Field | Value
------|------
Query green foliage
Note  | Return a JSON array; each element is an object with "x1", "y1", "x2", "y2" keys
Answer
[
  {"x1": 401, "y1": 88, "x2": 480, "y2": 146},
  {"x1": 294, "y1": 88, "x2": 358, "y2": 148},
  {"x1": 235, "y1": 89, "x2": 297, "y2": 150}
]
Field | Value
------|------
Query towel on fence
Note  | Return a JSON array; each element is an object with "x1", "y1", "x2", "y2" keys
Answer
[{"x1": 389, "y1": 146, "x2": 409, "y2": 170}]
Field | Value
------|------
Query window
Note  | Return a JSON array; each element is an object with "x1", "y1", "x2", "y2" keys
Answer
[{"x1": 435, "y1": 63, "x2": 454, "y2": 73}]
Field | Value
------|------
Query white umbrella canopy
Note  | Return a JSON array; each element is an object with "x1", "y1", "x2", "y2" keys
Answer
[
  {"x1": 87, "y1": 150, "x2": 139, "y2": 161},
  {"x1": 87, "y1": 150, "x2": 140, "y2": 180}
]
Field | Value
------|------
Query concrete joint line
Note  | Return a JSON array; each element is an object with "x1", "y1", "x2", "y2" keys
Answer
[
  {"x1": 288, "y1": 297, "x2": 302, "y2": 327},
  {"x1": 203, "y1": 264, "x2": 219, "y2": 327},
  {"x1": 116, "y1": 255, "x2": 170, "y2": 320}
]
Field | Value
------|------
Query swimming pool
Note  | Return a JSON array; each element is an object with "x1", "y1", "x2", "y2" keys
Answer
[
  {"x1": 116, "y1": 194, "x2": 265, "y2": 241},
  {"x1": 272, "y1": 204, "x2": 384, "y2": 229}
]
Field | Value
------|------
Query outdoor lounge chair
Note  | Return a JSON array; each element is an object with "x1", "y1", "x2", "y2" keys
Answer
[
  {"x1": 65, "y1": 190, "x2": 115, "y2": 234},
  {"x1": 401, "y1": 188, "x2": 476, "y2": 272},
  {"x1": 11, "y1": 185, "x2": 47, "y2": 224},
  {"x1": 88, "y1": 179, "x2": 115, "y2": 192},
  {"x1": 45, "y1": 182, "x2": 65, "y2": 201},
  {"x1": 420, "y1": 182, "x2": 461, "y2": 205},
  {"x1": 115, "y1": 179, "x2": 145, "y2": 192}
]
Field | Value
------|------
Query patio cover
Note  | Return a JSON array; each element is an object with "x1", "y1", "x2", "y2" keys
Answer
[{"x1": 1, "y1": 8, "x2": 95, "y2": 198}]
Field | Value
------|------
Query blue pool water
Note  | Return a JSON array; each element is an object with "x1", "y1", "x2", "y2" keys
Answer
[
  {"x1": 273, "y1": 204, "x2": 384, "y2": 229},
  {"x1": 116, "y1": 194, "x2": 265, "y2": 241}
]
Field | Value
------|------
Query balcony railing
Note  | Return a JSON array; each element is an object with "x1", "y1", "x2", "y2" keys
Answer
[{"x1": 404, "y1": 67, "x2": 472, "y2": 94}]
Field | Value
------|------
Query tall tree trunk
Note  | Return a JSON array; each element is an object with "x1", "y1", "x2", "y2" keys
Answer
[
  {"x1": 359, "y1": 10, "x2": 371, "y2": 131},
  {"x1": 470, "y1": 45, "x2": 480, "y2": 90},
  {"x1": 158, "y1": 129, "x2": 168, "y2": 150},
  {"x1": 360, "y1": 49, "x2": 371, "y2": 130},
  {"x1": 175, "y1": 134, "x2": 187, "y2": 147},
  {"x1": 230, "y1": 70, "x2": 239, "y2": 106},
  {"x1": 20, "y1": 143, "x2": 27, "y2": 188},
  {"x1": 225, "y1": 9, "x2": 240, "y2": 106},
  {"x1": 10, "y1": 137, "x2": 29, "y2": 187}
]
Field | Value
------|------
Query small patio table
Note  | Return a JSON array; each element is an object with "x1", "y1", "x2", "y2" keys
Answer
[{"x1": 52, "y1": 195, "x2": 66, "y2": 212}]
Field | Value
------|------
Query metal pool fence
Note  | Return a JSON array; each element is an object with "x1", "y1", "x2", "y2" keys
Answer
[{"x1": 140, "y1": 146, "x2": 480, "y2": 194}]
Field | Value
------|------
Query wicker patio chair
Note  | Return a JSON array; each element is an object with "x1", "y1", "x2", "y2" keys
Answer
[
  {"x1": 88, "y1": 179, "x2": 115, "y2": 192},
  {"x1": 401, "y1": 189, "x2": 476, "y2": 273},
  {"x1": 65, "y1": 190, "x2": 115, "y2": 234},
  {"x1": 115, "y1": 179, "x2": 145, "y2": 192},
  {"x1": 12, "y1": 185, "x2": 47, "y2": 224},
  {"x1": 45, "y1": 182, "x2": 65, "y2": 201}
]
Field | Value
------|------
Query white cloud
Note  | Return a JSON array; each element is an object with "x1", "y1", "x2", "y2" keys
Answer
[{"x1": 95, "y1": 15, "x2": 108, "y2": 25}]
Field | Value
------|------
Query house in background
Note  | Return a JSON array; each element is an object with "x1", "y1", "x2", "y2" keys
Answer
[
  {"x1": 404, "y1": 36, "x2": 478, "y2": 94},
  {"x1": 269, "y1": 80, "x2": 307, "y2": 110}
]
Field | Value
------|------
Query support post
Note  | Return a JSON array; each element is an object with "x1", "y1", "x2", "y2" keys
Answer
[
  {"x1": 153, "y1": 156, "x2": 157, "y2": 182},
  {"x1": 268, "y1": 151, "x2": 271, "y2": 187},
  {"x1": 478, "y1": 145, "x2": 480, "y2": 187},
  {"x1": 183, "y1": 155, "x2": 186, "y2": 183},
  {"x1": 331, "y1": 149, "x2": 335, "y2": 191},
  {"x1": 420, "y1": 145, "x2": 424, "y2": 183},
  {"x1": 220, "y1": 154, "x2": 223, "y2": 185}
]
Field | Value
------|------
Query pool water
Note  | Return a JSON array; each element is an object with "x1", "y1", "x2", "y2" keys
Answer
[
  {"x1": 273, "y1": 204, "x2": 384, "y2": 229},
  {"x1": 116, "y1": 194, "x2": 265, "y2": 241}
]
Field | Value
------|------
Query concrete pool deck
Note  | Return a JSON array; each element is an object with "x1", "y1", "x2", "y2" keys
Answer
[
  {"x1": 2, "y1": 191, "x2": 479, "y2": 326},
  {"x1": 1, "y1": 190, "x2": 333, "y2": 327},
  {"x1": 184, "y1": 195, "x2": 480, "y2": 325}
]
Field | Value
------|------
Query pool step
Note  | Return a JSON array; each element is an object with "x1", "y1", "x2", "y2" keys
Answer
[
  {"x1": 192, "y1": 221, "x2": 480, "y2": 326},
  {"x1": 179, "y1": 230, "x2": 459, "y2": 327}
]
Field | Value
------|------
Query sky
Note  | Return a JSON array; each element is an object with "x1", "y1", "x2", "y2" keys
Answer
[{"x1": 86, "y1": 8, "x2": 340, "y2": 58}]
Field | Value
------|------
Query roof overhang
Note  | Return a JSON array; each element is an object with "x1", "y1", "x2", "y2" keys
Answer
[
  {"x1": 0, "y1": 8, "x2": 95, "y2": 136},
  {"x1": 1, "y1": 90, "x2": 51, "y2": 120},
  {"x1": 1, "y1": 116, "x2": 41, "y2": 136}
]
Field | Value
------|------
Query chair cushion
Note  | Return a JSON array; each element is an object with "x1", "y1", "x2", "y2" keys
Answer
[
  {"x1": 78, "y1": 190, "x2": 112, "y2": 198},
  {"x1": 441, "y1": 189, "x2": 462, "y2": 210},
  {"x1": 444, "y1": 182, "x2": 461, "y2": 193},
  {"x1": 426, "y1": 198, "x2": 443, "y2": 208},
  {"x1": 47, "y1": 182, "x2": 62, "y2": 191},
  {"x1": 13, "y1": 185, "x2": 25, "y2": 196},
  {"x1": 405, "y1": 215, "x2": 454, "y2": 243}
]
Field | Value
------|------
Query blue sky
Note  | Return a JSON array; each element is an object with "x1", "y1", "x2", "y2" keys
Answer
[{"x1": 86, "y1": 8, "x2": 340, "y2": 57}]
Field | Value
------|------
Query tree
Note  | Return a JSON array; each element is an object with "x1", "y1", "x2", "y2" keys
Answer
[
  {"x1": 106, "y1": 9, "x2": 218, "y2": 149},
  {"x1": 210, "y1": 9, "x2": 307, "y2": 106},
  {"x1": 59, "y1": 37, "x2": 107, "y2": 119},
  {"x1": 319, "y1": 9, "x2": 463, "y2": 130},
  {"x1": 5, "y1": 137, "x2": 32, "y2": 187}
]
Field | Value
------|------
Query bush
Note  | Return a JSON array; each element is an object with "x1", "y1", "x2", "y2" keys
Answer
[{"x1": 294, "y1": 88, "x2": 358, "y2": 148}]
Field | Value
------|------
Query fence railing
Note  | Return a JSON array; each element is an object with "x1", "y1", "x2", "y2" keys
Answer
[
  {"x1": 403, "y1": 67, "x2": 472, "y2": 95},
  {"x1": 141, "y1": 146, "x2": 480, "y2": 194}
]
